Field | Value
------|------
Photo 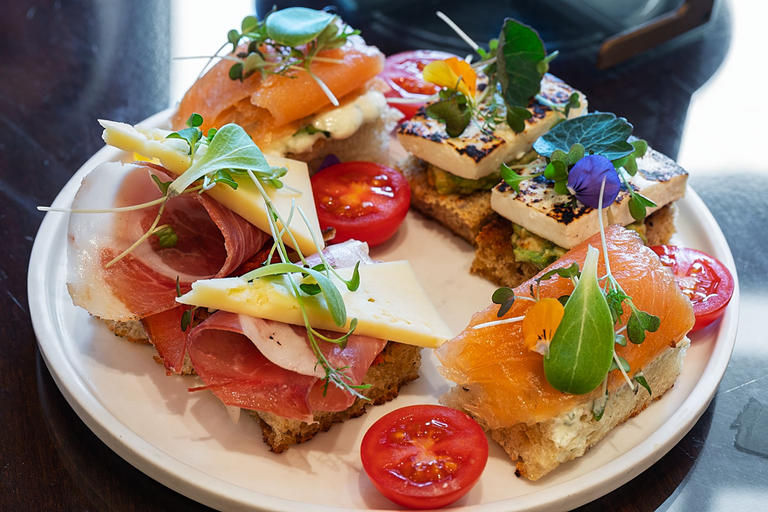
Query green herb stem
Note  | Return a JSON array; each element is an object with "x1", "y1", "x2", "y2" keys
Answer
[
  {"x1": 105, "y1": 200, "x2": 168, "y2": 268},
  {"x1": 436, "y1": 11, "x2": 480, "y2": 51},
  {"x1": 612, "y1": 349, "x2": 635, "y2": 391}
]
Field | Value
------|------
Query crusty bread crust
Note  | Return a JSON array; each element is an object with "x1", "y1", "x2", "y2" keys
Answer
[
  {"x1": 441, "y1": 338, "x2": 689, "y2": 481},
  {"x1": 471, "y1": 205, "x2": 677, "y2": 288},
  {"x1": 104, "y1": 319, "x2": 421, "y2": 452},
  {"x1": 252, "y1": 342, "x2": 422, "y2": 453},
  {"x1": 397, "y1": 155, "x2": 497, "y2": 244}
]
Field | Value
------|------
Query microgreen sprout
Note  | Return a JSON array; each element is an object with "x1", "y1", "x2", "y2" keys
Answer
[{"x1": 221, "y1": 9, "x2": 360, "y2": 106}]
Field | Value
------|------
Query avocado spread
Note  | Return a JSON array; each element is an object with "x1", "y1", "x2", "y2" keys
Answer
[
  {"x1": 426, "y1": 150, "x2": 540, "y2": 195},
  {"x1": 511, "y1": 224, "x2": 567, "y2": 270}
]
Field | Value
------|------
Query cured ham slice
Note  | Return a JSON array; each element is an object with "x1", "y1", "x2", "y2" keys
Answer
[
  {"x1": 67, "y1": 161, "x2": 268, "y2": 322},
  {"x1": 188, "y1": 312, "x2": 387, "y2": 422},
  {"x1": 172, "y1": 36, "x2": 384, "y2": 147}
]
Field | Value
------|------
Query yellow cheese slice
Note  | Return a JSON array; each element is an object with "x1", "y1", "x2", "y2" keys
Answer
[
  {"x1": 177, "y1": 261, "x2": 453, "y2": 348},
  {"x1": 99, "y1": 120, "x2": 324, "y2": 255}
]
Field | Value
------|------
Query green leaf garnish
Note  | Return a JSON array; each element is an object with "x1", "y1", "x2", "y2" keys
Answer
[
  {"x1": 496, "y1": 19, "x2": 546, "y2": 134},
  {"x1": 265, "y1": 7, "x2": 335, "y2": 47},
  {"x1": 425, "y1": 92, "x2": 471, "y2": 137},
  {"x1": 614, "y1": 333, "x2": 627, "y2": 347},
  {"x1": 168, "y1": 124, "x2": 279, "y2": 197},
  {"x1": 606, "y1": 288, "x2": 630, "y2": 325},
  {"x1": 628, "y1": 192, "x2": 657, "y2": 222},
  {"x1": 492, "y1": 287, "x2": 516, "y2": 317},
  {"x1": 627, "y1": 309, "x2": 661, "y2": 344},
  {"x1": 500, "y1": 162, "x2": 543, "y2": 193},
  {"x1": 151, "y1": 174, "x2": 172, "y2": 195},
  {"x1": 167, "y1": 127, "x2": 203, "y2": 156},
  {"x1": 203, "y1": 169, "x2": 239, "y2": 190},
  {"x1": 543, "y1": 246, "x2": 615, "y2": 394},
  {"x1": 154, "y1": 226, "x2": 178, "y2": 248},
  {"x1": 609, "y1": 355, "x2": 630, "y2": 373},
  {"x1": 534, "y1": 112, "x2": 635, "y2": 161},
  {"x1": 633, "y1": 372, "x2": 652, "y2": 395}
]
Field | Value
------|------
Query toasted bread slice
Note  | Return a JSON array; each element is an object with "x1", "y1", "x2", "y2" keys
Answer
[
  {"x1": 397, "y1": 155, "x2": 496, "y2": 244},
  {"x1": 471, "y1": 204, "x2": 676, "y2": 288},
  {"x1": 252, "y1": 341, "x2": 421, "y2": 453},
  {"x1": 440, "y1": 338, "x2": 688, "y2": 480}
]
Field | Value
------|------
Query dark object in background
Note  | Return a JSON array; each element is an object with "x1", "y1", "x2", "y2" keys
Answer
[{"x1": 256, "y1": 0, "x2": 713, "y2": 69}]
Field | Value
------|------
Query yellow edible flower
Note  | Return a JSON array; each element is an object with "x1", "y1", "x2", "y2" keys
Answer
[
  {"x1": 522, "y1": 298, "x2": 565, "y2": 356},
  {"x1": 422, "y1": 57, "x2": 477, "y2": 99}
]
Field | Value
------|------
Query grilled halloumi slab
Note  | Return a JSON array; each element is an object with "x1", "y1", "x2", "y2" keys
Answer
[
  {"x1": 397, "y1": 74, "x2": 587, "y2": 180},
  {"x1": 490, "y1": 148, "x2": 688, "y2": 249}
]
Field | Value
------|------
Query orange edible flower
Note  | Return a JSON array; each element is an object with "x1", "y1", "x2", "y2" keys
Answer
[
  {"x1": 522, "y1": 298, "x2": 565, "y2": 356},
  {"x1": 422, "y1": 57, "x2": 477, "y2": 99}
]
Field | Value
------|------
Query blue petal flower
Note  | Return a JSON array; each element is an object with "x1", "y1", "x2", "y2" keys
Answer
[{"x1": 567, "y1": 155, "x2": 621, "y2": 208}]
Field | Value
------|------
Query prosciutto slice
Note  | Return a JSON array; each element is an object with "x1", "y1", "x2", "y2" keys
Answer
[
  {"x1": 67, "y1": 161, "x2": 268, "y2": 321},
  {"x1": 67, "y1": 161, "x2": 268, "y2": 373},
  {"x1": 187, "y1": 312, "x2": 387, "y2": 422}
]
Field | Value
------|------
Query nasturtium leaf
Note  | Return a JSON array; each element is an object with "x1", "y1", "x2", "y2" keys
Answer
[
  {"x1": 265, "y1": 7, "x2": 334, "y2": 47},
  {"x1": 533, "y1": 112, "x2": 635, "y2": 161},
  {"x1": 492, "y1": 287, "x2": 516, "y2": 317},
  {"x1": 168, "y1": 123, "x2": 280, "y2": 197},
  {"x1": 544, "y1": 245, "x2": 615, "y2": 395},
  {"x1": 634, "y1": 373, "x2": 652, "y2": 395},
  {"x1": 425, "y1": 93, "x2": 471, "y2": 137},
  {"x1": 496, "y1": 18, "x2": 546, "y2": 134}
]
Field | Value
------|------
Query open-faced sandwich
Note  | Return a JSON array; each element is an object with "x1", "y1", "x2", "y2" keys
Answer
[
  {"x1": 437, "y1": 223, "x2": 695, "y2": 480},
  {"x1": 58, "y1": 106, "x2": 450, "y2": 452},
  {"x1": 173, "y1": 8, "x2": 402, "y2": 172},
  {"x1": 393, "y1": 17, "x2": 687, "y2": 290}
]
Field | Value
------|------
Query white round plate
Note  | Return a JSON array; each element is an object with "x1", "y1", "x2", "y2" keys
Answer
[{"x1": 28, "y1": 109, "x2": 739, "y2": 511}]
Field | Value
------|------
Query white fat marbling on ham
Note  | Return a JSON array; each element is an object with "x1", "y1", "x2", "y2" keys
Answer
[
  {"x1": 240, "y1": 316, "x2": 325, "y2": 378},
  {"x1": 67, "y1": 161, "x2": 268, "y2": 322},
  {"x1": 187, "y1": 311, "x2": 387, "y2": 422}
]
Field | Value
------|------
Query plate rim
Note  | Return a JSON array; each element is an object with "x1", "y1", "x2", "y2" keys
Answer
[{"x1": 28, "y1": 108, "x2": 740, "y2": 512}]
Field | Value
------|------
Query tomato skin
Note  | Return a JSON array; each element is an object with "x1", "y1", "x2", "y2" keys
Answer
[
  {"x1": 380, "y1": 50, "x2": 459, "y2": 119},
  {"x1": 311, "y1": 161, "x2": 411, "y2": 247},
  {"x1": 360, "y1": 405, "x2": 488, "y2": 510},
  {"x1": 650, "y1": 245, "x2": 735, "y2": 331}
]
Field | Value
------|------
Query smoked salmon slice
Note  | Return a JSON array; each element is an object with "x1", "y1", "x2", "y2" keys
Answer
[
  {"x1": 173, "y1": 36, "x2": 384, "y2": 147},
  {"x1": 436, "y1": 225, "x2": 694, "y2": 429}
]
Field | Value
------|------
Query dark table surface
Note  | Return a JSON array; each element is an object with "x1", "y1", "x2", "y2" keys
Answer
[{"x1": 2, "y1": 0, "x2": 767, "y2": 510}]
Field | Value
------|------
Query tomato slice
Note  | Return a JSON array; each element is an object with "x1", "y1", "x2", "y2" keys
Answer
[
  {"x1": 311, "y1": 161, "x2": 410, "y2": 247},
  {"x1": 380, "y1": 50, "x2": 459, "y2": 119},
  {"x1": 360, "y1": 405, "x2": 488, "y2": 510},
  {"x1": 650, "y1": 245, "x2": 735, "y2": 331}
]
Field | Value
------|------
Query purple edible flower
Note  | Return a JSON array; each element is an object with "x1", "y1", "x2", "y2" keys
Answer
[
  {"x1": 567, "y1": 155, "x2": 620, "y2": 209},
  {"x1": 318, "y1": 154, "x2": 341, "y2": 172}
]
